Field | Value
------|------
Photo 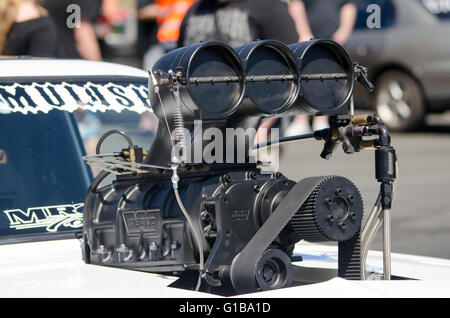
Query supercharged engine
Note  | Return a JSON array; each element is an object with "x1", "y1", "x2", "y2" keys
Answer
[{"x1": 82, "y1": 40, "x2": 397, "y2": 294}]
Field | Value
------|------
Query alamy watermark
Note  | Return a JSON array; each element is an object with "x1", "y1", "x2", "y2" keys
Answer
[
  {"x1": 66, "y1": 4, "x2": 81, "y2": 29},
  {"x1": 366, "y1": 4, "x2": 381, "y2": 29},
  {"x1": 170, "y1": 120, "x2": 280, "y2": 173}
]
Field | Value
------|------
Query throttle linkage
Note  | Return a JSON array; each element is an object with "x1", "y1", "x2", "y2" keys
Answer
[{"x1": 254, "y1": 113, "x2": 397, "y2": 280}]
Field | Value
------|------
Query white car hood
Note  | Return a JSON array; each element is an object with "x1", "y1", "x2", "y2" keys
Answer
[{"x1": 1, "y1": 239, "x2": 450, "y2": 298}]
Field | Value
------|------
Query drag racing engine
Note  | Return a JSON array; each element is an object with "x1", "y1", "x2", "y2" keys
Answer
[{"x1": 82, "y1": 40, "x2": 397, "y2": 294}]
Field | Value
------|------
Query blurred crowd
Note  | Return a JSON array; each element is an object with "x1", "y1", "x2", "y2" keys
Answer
[{"x1": 0, "y1": 0, "x2": 359, "y2": 146}]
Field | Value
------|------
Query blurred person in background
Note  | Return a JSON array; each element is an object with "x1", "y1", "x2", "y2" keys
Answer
[
  {"x1": 136, "y1": 0, "x2": 159, "y2": 135},
  {"x1": 285, "y1": 0, "x2": 357, "y2": 135},
  {"x1": 137, "y1": 0, "x2": 194, "y2": 135},
  {"x1": 140, "y1": 0, "x2": 194, "y2": 71},
  {"x1": 42, "y1": 0, "x2": 103, "y2": 167},
  {"x1": 0, "y1": 0, "x2": 60, "y2": 57},
  {"x1": 96, "y1": 0, "x2": 119, "y2": 58},
  {"x1": 178, "y1": 0, "x2": 299, "y2": 146},
  {"x1": 137, "y1": 0, "x2": 158, "y2": 65},
  {"x1": 178, "y1": 0, "x2": 297, "y2": 47},
  {"x1": 41, "y1": 0, "x2": 102, "y2": 60}
]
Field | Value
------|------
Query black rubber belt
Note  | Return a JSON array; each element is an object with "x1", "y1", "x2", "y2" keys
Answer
[
  {"x1": 230, "y1": 176, "x2": 327, "y2": 294},
  {"x1": 338, "y1": 233, "x2": 361, "y2": 280}
]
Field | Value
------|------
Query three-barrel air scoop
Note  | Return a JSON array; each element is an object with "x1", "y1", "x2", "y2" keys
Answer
[
  {"x1": 149, "y1": 39, "x2": 355, "y2": 123},
  {"x1": 147, "y1": 39, "x2": 356, "y2": 165}
]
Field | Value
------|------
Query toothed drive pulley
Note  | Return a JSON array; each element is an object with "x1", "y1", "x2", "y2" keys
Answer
[{"x1": 287, "y1": 176, "x2": 364, "y2": 242}]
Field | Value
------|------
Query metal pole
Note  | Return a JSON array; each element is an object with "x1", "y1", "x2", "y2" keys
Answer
[
  {"x1": 383, "y1": 209, "x2": 391, "y2": 280},
  {"x1": 360, "y1": 194, "x2": 382, "y2": 279},
  {"x1": 350, "y1": 95, "x2": 355, "y2": 116}
]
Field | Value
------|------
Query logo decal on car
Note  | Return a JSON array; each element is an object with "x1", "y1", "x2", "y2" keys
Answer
[
  {"x1": 0, "y1": 82, "x2": 150, "y2": 115},
  {"x1": 3, "y1": 203, "x2": 83, "y2": 232}
]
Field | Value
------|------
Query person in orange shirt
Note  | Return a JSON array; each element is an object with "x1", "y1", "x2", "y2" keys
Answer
[
  {"x1": 140, "y1": 0, "x2": 194, "y2": 70},
  {"x1": 156, "y1": 0, "x2": 194, "y2": 43},
  {"x1": 138, "y1": 0, "x2": 194, "y2": 134}
]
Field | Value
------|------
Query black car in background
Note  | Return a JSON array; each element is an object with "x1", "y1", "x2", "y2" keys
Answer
[{"x1": 346, "y1": 0, "x2": 450, "y2": 131}]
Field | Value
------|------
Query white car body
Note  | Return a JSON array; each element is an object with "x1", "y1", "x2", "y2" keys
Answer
[
  {"x1": 2, "y1": 239, "x2": 450, "y2": 298},
  {"x1": 0, "y1": 58, "x2": 148, "y2": 78},
  {"x1": 1, "y1": 58, "x2": 449, "y2": 298}
]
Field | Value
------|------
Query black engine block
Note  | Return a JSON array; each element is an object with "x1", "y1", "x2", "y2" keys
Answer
[{"x1": 83, "y1": 166, "x2": 364, "y2": 293}]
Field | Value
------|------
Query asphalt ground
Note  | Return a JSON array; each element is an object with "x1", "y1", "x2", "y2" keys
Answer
[
  {"x1": 279, "y1": 113, "x2": 450, "y2": 259},
  {"x1": 100, "y1": 112, "x2": 450, "y2": 260}
]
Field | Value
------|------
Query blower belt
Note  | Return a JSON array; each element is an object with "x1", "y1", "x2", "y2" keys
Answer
[{"x1": 230, "y1": 176, "x2": 328, "y2": 294}]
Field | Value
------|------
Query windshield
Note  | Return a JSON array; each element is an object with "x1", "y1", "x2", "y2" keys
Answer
[
  {"x1": 421, "y1": 0, "x2": 450, "y2": 20},
  {"x1": 0, "y1": 79, "x2": 152, "y2": 243}
]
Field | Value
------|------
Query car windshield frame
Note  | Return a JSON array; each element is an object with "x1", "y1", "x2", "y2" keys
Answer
[{"x1": 0, "y1": 75, "x2": 150, "y2": 245}]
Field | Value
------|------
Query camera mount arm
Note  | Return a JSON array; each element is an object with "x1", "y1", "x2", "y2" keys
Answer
[
  {"x1": 255, "y1": 113, "x2": 397, "y2": 280},
  {"x1": 318, "y1": 114, "x2": 397, "y2": 280}
]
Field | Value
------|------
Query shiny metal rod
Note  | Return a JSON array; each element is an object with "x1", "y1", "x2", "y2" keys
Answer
[
  {"x1": 383, "y1": 209, "x2": 392, "y2": 280},
  {"x1": 360, "y1": 194, "x2": 382, "y2": 279},
  {"x1": 253, "y1": 132, "x2": 315, "y2": 150},
  {"x1": 350, "y1": 95, "x2": 355, "y2": 116}
]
